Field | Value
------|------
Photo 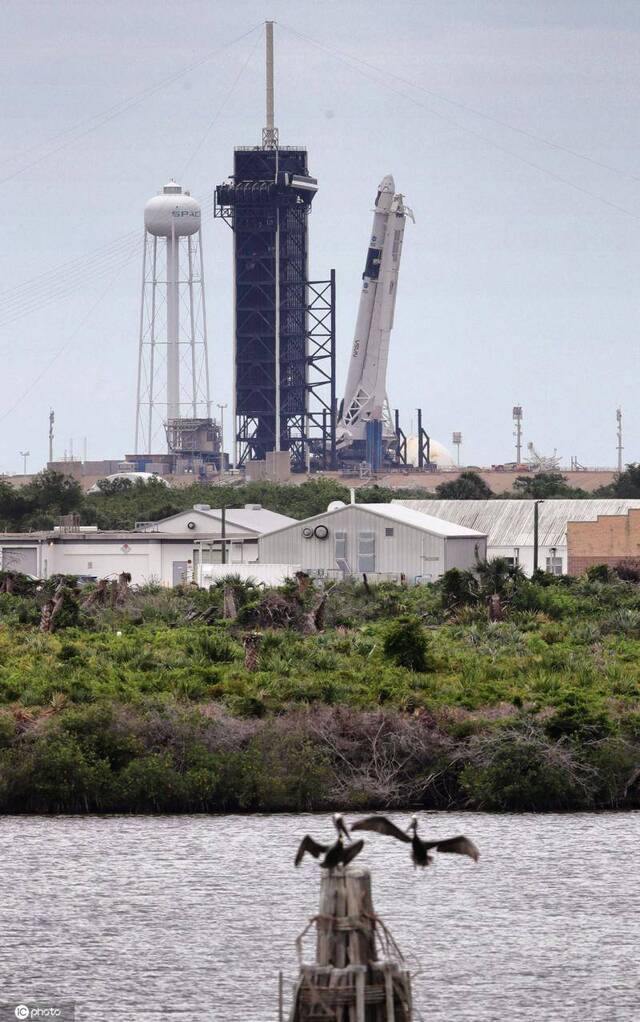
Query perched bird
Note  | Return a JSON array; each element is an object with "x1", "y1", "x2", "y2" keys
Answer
[
  {"x1": 295, "y1": 813, "x2": 364, "y2": 870},
  {"x1": 351, "y1": 814, "x2": 479, "y2": 869}
]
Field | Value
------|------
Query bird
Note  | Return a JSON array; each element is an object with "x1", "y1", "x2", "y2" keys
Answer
[
  {"x1": 294, "y1": 813, "x2": 365, "y2": 870},
  {"x1": 351, "y1": 814, "x2": 479, "y2": 869}
]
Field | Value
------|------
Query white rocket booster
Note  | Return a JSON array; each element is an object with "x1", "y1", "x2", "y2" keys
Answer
[{"x1": 336, "y1": 175, "x2": 412, "y2": 449}]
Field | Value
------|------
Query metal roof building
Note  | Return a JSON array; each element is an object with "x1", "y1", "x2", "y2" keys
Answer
[
  {"x1": 136, "y1": 504, "x2": 295, "y2": 537},
  {"x1": 392, "y1": 499, "x2": 640, "y2": 575},
  {"x1": 259, "y1": 502, "x2": 487, "y2": 583}
]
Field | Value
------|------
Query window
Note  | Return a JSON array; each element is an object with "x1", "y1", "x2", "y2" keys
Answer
[
  {"x1": 335, "y1": 530, "x2": 347, "y2": 562},
  {"x1": 385, "y1": 527, "x2": 394, "y2": 537},
  {"x1": 358, "y1": 531, "x2": 375, "y2": 573},
  {"x1": 546, "y1": 556, "x2": 563, "y2": 576}
]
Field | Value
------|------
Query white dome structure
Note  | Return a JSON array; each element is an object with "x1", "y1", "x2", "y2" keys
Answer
[
  {"x1": 406, "y1": 436, "x2": 456, "y2": 468},
  {"x1": 144, "y1": 181, "x2": 201, "y2": 237},
  {"x1": 88, "y1": 472, "x2": 170, "y2": 493}
]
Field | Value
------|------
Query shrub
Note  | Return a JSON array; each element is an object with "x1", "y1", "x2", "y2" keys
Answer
[
  {"x1": 544, "y1": 693, "x2": 615, "y2": 741},
  {"x1": 383, "y1": 616, "x2": 433, "y2": 672},
  {"x1": 460, "y1": 726, "x2": 588, "y2": 811}
]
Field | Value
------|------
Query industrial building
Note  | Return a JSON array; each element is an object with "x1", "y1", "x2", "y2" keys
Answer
[
  {"x1": 393, "y1": 499, "x2": 640, "y2": 576},
  {"x1": 567, "y1": 508, "x2": 640, "y2": 575},
  {"x1": 258, "y1": 502, "x2": 486, "y2": 583},
  {"x1": 0, "y1": 505, "x2": 294, "y2": 587}
]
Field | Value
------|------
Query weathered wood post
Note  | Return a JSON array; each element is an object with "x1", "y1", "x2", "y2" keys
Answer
[{"x1": 290, "y1": 866, "x2": 412, "y2": 1021}]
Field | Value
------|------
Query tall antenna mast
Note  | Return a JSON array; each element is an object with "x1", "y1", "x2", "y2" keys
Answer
[
  {"x1": 262, "y1": 21, "x2": 278, "y2": 148},
  {"x1": 617, "y1": 406, "x2": 624, "y2": 473}
]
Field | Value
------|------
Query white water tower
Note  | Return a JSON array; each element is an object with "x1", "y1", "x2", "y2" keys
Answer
[{"x1": 134, "y1": 181, "x2": 211, "y2": 454}]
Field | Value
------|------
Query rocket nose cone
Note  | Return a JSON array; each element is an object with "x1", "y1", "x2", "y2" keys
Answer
[{"x1": 378, "y1": 175, "x2": 395, "y2": 193}]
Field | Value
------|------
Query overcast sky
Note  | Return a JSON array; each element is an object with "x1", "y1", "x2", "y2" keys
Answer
[{"x1": 1, "y1": 0, "x2": 639, "y2": 474}]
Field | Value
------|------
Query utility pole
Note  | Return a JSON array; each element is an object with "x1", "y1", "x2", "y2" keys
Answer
[
  {"x1": 19, "y1": 451, "x2": 30, "y2": 476},
  {"x1": 616, "y1": 407, "x2": 623, "y2": 473},
  {"x1": 217, "y1": 403, "x2": 227, "y2": 473},
  {"x1": 48, "y1": 409, "x2": 55, "y2": 465},
  {"x1": 533, "y1": 499, "x2": 544, "y2": 574},
  {"x1": 513, "y1": 406, "x2": 523, "y2": 464}
]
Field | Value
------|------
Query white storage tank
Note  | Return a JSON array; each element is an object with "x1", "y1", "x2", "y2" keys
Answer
[{"x1": 144, "y1": 181, "x2": 201, "y2": 237}]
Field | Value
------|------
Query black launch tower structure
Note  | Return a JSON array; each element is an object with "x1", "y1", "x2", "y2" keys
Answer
[{"x1": 214, "y1": 24, "x2": 336, "y2": 472}]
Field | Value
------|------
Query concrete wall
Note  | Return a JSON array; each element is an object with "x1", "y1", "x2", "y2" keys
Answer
[
  {"x1": 47, "y1": 538, "x2": 197, "y2": 586},
  {"x1": 0, "y1": 538, "x2": 197, "y2": 586},
  {"x1": 567, "y1": 509, "x2": 640, "y2": 574},
  {"x1": 198, "y1": 563, "x2": 300, "y2": 587}
]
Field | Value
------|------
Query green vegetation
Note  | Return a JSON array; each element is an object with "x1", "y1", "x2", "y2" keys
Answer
[
  {"x1": 0, "y1": 471, "x2": 433, "y2": 531},
  {"x1": 435, "y1": 470, "x2": 493, "y2": 499},
  {"x1": 4, "y1": 460, "x2": 640, "y2": 534},
  {"x1": 1, "y1": 565, "x2": 640, "y2": 813}
]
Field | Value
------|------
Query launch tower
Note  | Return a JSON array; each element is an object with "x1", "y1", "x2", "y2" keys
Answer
[{"x1": 215, "y1": 22, "x2": 335, "y2": 471}]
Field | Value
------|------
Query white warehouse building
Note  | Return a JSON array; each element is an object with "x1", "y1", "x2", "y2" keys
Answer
[
  {"x1": 393, "y1": 499, "x2": 640, "y2": 576},
  {"x1": 259, "y1": 503, "x2": 487, "y2": 583},
  {"x1": 0, "y1": 504, "x2": 295, "y2": 587}
]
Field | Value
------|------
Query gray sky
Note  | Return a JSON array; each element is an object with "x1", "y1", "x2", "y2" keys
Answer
[{"x1": 1, "y1": 0, "x2": 639, "y2": 474}]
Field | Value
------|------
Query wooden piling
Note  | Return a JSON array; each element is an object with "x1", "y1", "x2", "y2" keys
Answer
[{"x1": 290, "y1": 866, "x2": 412, "y2": 1021}]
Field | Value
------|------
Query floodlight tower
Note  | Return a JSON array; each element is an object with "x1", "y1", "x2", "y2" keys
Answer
[
  {"x1": 135, "y1": 181, "x2": 211, "y2": 454},
  {"x1": 617, "y1": 407, "x2": 624, "y2": 472},
  {"x1": 513, "y1": 406, "x2": 523, "y2": 464}
]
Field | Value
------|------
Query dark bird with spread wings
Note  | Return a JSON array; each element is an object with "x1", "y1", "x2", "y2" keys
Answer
[
  {"x1": 295, "y1": 813, "x2": 365, "y2": 871},
  {"x1": 351, "y1": 814, "x2": 479, "y2": 869}
]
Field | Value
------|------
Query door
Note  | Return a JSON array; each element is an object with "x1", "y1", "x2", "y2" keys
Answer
[
  {"x1": 2, "y1": 547, "x2": 38, "y2": 575},
  {"x1": 172, "y1": 561, "x2": 189, "y2": 586}
]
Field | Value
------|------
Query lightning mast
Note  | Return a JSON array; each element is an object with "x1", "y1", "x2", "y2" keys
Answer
[{"x1": 215, "y1": 21, "x2": 334, "y2": 471}]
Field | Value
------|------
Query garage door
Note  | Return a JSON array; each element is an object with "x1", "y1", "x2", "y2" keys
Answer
[{"x1": 1, "y1": 547, "x2": 38, "y2": 575}]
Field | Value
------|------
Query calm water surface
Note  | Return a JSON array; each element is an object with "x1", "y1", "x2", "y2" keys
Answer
[{"x1": 0, "y1": 812, "x2": 638, "y2": 1021}]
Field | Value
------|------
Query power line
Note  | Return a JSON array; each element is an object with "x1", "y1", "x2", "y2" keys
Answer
[
  {"x1": 180, "y1": 29, "x2": 262, "y2": 179},
  {"x1": 0, "y1": 25, "x2": 262, "y2": 184},
  {"x1": 281, "y1": 23, "x2": 640, "y2": 186},
  {"x1": 280, "y1": 22, "x2": 640, "y2": 222},
  {"x1": 0, "y1": 264, "x2": 130, "y2": 425},
  {"x1": 0, "y1": 211, "x2": 215, "y2": 330}
]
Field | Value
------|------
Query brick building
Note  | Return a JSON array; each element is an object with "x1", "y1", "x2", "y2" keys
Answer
[{"x1": 567, "y1": 508, "x2": 640, "y2": 575}]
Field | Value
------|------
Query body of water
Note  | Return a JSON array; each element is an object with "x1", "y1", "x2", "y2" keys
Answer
[{"x1": 1, "y1": 812, "x2": 638, "y2": 1021}]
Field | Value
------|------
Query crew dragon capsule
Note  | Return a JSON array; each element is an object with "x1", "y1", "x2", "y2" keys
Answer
[{"x1": 336, "y1": 175, "x2": 413, "y2": 454}]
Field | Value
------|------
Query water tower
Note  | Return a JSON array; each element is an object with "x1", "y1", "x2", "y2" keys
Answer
[{"x1": 134, "y1": 182, "x2": 213, "y2": 460}]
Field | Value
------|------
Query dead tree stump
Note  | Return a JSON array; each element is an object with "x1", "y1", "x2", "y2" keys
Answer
[
  {"x1": 243, "y1": 632, "x2": 263, "y2": 671},
  {"x1": 290, "y1": 867, "x2": 412, "y2": 1021}
]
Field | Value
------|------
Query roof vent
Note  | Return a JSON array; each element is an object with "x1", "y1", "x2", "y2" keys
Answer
[
  {"x1": 193, "y1": 504, "x2": 211, "y2": 512},
  {"x1": 244, "y1": 503, "x2": 262, "y2": 511}
]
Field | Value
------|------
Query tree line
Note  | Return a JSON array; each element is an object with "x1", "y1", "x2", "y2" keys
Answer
[{"x1": 2, "y1": 464, "x2": 640, "y2": 532}]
